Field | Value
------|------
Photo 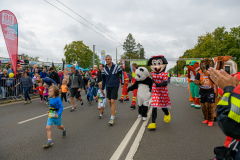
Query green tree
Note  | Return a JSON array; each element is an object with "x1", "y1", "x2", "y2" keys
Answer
[
  {"x1": 169, "y1": 26, "x2": 240, "y2": 73},
  {"x1": 64, "y1": 41, "x2": 93, "y2": 69},
  {"x1": 123, "y1": 33, "x2": 137, "y2": 54},
  {"x1": 22, "y1": 53, "x2": 39, "y2": 61}
]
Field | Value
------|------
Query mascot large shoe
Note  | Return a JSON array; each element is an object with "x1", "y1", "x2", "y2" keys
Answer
[
  {"x1": 127, "y1": 67, "x2": 152, "y2": 121},
  {"x1": 147, "y1": 55, "x2": 171, "y2": 130}
]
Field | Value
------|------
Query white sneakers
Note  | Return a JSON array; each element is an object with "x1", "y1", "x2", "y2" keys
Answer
[
  {"x1": 138, "y1": 114, "x2": 142, "y2": 118},
  {"x1": 142, "y1": 117, "x2": 147, "y2": 121}
]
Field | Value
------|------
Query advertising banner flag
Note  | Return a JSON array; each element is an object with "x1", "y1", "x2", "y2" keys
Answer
[
  {"x1": 130, "y1": 61, "x2": 133, "y2": 72},
  {"x1": 0, "y1": 10, "x2": 18, "y2": 77},
  {"x1": 101, "y1": 50, "x2": 106, "y2": 64},
  {"x1": 122, "y1": 60, "x2": 125, "y2": 69}
]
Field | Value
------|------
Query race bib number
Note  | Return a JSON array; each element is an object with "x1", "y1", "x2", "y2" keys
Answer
[{"x1": 48, "y1": 110, "x2": 57, "y2": 118}]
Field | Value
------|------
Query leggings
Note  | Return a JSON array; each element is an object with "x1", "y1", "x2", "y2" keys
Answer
[
  {"x1": 24, "y1": 87, "x2": 31, "y2": 101},
  {"x1": 40, "y1": 95, "x2": 43, "y2": 101},
  {"x1": 152, "y1": 108, "x2": 169, "y2": 123},
  {"x1": 61, "y1": 92, "x2": 68, "y2": 102},
  {"x1": 44, "y1": 96, "x2": 48, "y2": 102}
]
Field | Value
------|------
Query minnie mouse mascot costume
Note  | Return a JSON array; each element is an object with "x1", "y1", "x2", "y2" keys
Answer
[{"x1": 147, "y1": 55, "x2": 171, "y2": 130}]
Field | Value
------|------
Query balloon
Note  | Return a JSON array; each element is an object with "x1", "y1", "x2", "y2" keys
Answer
[{"x1": 9, "y1": 73, "x2": 14, "y2": 78}]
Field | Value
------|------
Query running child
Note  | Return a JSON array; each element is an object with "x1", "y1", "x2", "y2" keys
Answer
[
  {"x1": 43, "y1": 85, "x2": 66, "y2": 149},
  {"x1": 94, "y1": 82, "x2": 106, "y2": 119},
  {"x1": 87, "y1": 82, "x2": 91, "y2": 104},
  {"x1": 35, "y1": 83, "x2": 44, "y2": 102},
  {"x1": 43, "y1": 83, "x2": 49, "y2": 105},
  {"x1": 60, "y1": 79, "x2": 70, "y2": 104}
]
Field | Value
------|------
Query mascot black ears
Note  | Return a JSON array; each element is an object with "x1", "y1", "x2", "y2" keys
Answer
[{"x1": 148, "y1": 55, "x2": 168, "y2": 73}]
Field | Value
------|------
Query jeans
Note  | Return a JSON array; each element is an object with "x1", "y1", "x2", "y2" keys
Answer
[
  {"x1": 1, "y1": 87, "x2": 6, "y2": 99},
  {"x1": 90, "y1": 86, "x2": 97, "y2": 101},
  {"x1": 24, "y1": 87, "x2": 31, "y2": 101}
]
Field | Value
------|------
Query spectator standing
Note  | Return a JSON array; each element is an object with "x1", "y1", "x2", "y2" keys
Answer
[
  {"x1": 102, "y1": 55, "x2": 124, "y2": 125},
  {"x1": 7, "y1": 66, "x2": 13, "y2": 75},
  {"x1": 40, "y1": 68, "x2": 47, "y2": 78},
  {"x1": 49, "y1": 67, "x2": 60, "y2": 87},
  {"x1": 0, "y1": 69, "x2": 8, "y2": 99},
  {"x1": 58, "y1": 70, "x2": 63, "y2": 83},
  {"x1": 15, "y1": 71, "x2": 34, "y2": 104},
  {"x1": 24, "y1": 57, "x2": 29, "y2": 65},
  {"x1": 90, "y1": 65, "x2": 98, "y2": 102}
]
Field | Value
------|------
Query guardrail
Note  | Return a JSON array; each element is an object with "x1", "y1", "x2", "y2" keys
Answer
[{"x1": 0, "y1": 78, "x2": 38, "y2": 101}]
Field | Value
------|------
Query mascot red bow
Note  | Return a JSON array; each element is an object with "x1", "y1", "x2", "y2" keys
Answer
[{"x1": 147, "y1": 55, "x2": 171, "y2": 130}]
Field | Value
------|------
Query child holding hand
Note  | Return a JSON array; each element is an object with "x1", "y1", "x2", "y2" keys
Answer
[{"x1": 94, "y1": 82, "x2": 106, "y2": 119}]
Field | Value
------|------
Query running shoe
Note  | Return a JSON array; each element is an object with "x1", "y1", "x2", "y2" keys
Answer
[
  {"x1": 28, "y1": 100, "x2": 32, "y2": 104},
  {"x1": 118, "y1": 99, "x2": 123, "y2": 102},
  {"x1": 142, "y1": 117, "x2": 147, "y2": 121},
  {"x1": 99, "y1": 115, "x2": 103, "y2": 119},
  {"x1": 67, "y1": 99, "x2": 71, "y2": 104},
  {"x1": 62, "y1": 129, "x2": 66, "y2": 137},
  {"x1": 24, "y1": 101, "x2": 28, "y2": 105},
  {"x1": 108, "y1": 118, "x2": 114, "y2": 125},
  {"x1": 40, "y1": 100, "x2": 43, "y2": 103},
  {"x1": 70, "y1": 108, "x2": 76, "y2": 112},
  {"x1": 130, "y1": 105, "x2": 136, "y2": 109},
  {"x1": 124, "y1": 99, "x2": 129, "y2": 101},
  {"x1": 208, "y1": 121, "x2": 213, "y2": 127},
  {"x1": 138, "y1": 114, "x2": 142, "y2": 118},
  {"x1": 202, "y1": 120, "x2": 209, "y2": 124},
  {"x1": 43, "y1": 142, "x2": 53, "y2": 149},
  {"x1": 81, "y1": 101, "x2": 84, "y2": 105}
]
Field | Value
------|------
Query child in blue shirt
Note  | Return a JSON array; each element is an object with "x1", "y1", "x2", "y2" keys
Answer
[
  {"x1": 87, "y1": 82, "x2": 91, "y2": 104},
  {"x1": 43, "y1": 85, "x2": 66, "y2": 149}
]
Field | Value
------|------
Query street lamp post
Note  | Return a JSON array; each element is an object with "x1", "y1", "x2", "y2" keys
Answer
[{"x1": 116, "y1": 45, "x2": 123, "y2": 64}]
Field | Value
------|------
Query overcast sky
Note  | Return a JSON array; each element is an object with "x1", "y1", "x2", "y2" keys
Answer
[{"x1": 0, "y1": 0, "x2": 240, "y2": 70}]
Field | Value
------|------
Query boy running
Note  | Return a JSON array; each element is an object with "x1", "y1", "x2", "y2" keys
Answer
[
  {"x1": 94, "y1": 82, "x2": 106, "y2": 119},
  {"x1": 60, "y1": 79, "x2": 70, "y2": 104},
  {"x1": 43, "y1": 85, "x2": 66, "y2": 148}
]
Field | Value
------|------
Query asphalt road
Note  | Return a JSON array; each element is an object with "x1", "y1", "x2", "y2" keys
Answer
[{"x1": 0, "y1": 84, "x2": 225, "y2": 160}]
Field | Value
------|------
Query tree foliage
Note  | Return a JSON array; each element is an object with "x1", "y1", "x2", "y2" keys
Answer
[
  {"x1": 90, "y1": 53, "x2": 101, "y2": 68},
  {"x1": 64, "y1": 41, "x2": 93, "y2": 69},
  {"x1": 22, "y1": 53, "x2": 39, "y2": 62},
  {"x1": 168, "y1": 26, "x2": 240, "y2": 74}
]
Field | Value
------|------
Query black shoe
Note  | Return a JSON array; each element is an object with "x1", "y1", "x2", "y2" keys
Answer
[
  {"x1": 70, "y1": 108, "x2": 76, "y2": 112},
  {"x1": 118, "y1": 99, "x2": 123, "y2": 102},
  {"x1": 130, "y1": 105, "x2": 136, "y2": 109},
  {"x1": 81, "y1": 101, "x2": 84, "y2": 105},
  {"x1": 124, "y1": 99, "x2": 129, "y2": 101},
  {"x1": 62, "y1": 129, "x2": 66, "y2": 137}
]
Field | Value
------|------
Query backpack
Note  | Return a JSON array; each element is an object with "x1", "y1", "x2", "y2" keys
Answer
[{"x1": 90, "y1": 78, "x2": 95, "y2": 86}]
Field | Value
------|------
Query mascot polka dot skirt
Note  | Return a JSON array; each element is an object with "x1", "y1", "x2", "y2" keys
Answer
[{"x1": 151, "y1": 71, "x2": 171, "y2": 108}]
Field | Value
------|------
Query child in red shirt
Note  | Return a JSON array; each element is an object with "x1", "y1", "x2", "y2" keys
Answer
[
  {"x1": 91, "y1": 65, "x2": 98, "y2": 78},
  {"x1": 35, "y1": 83, "x2": 45, "y2": 102}
]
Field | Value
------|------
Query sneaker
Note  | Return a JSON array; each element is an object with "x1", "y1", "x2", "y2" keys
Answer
[
  {"x1": 142, "y1": 117, "x2": 147, "y2": 121},
  {"x1": 24, "y1": 101, "x2": 28, "y2": 105},
  {"x1": 190, "y1": 104, "x2": 195, "y2": 107},
  {"x1": 130, "y1": 105, "x2": 136, "y2": 109},
  {"x1": 62, "y1": 129, "x2": 66, "y2": 137},
  {"x1": 70, "y1": 108, "x2": 76, "y2": 112},
  {"x1": 28, "y1": 100, "x2": 32, "y2": 104},
  {"x1": 202, "y1": 120, "x2": 209, "y2": 124},
  {"x1": 118, "y1": 99, "x2": 123, "y2": 102},
  {"x1": 138, "y1": 114, "x2": 142, "y2": 118},
  {"x1": 43, "y1": 141, "x2": 53, "y2": 148},
  {"x1": 67, "y1": 99, "x2": 71, "y2": 104},
  {"x1": 81, "y1": 101, "x2": 84, "y2": 105},
  {"x1": 108, "y1": 118, "x2": 114, "y2": 125},
  {"x1": 208, "y1": 121, "x2": 213, "y2": 127},
  {"x1": 87, "y1": 101, "x2": 90, "y2": 104},
  {"x1": 40, "y1": 100, "x2": 43, "y2": 103},
  {"x1": 99, "y1": 115, "x2": 103, "y2": 119},
  {"x1": 124, "y1": 99, "x2": 129, "y2": 101}
]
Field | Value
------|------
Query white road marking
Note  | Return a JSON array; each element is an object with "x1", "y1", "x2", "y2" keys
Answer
[
  {"x1": 110, "y1": 100, "x2": 152, "y2": 160},
  {"x1": 110, "y1": 117, "x2": 141, "y2": 160},
  {"x1": 17, "y1": 106, "x2": 73, "y2": 124},
  {"x1": 125, "y1": 107, "x2": 152, "y2": 160}
]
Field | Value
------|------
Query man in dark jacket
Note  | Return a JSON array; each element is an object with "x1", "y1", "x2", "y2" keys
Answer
[
  {"x1": 49, "y1": 67, "x2": 60, "y2": 87},
  {"x1": 102, "y1": 55, "x2": 124, "y2": 125},
  {"x1": 66, "y1": 65, "x2": 84, "y2": 112}
]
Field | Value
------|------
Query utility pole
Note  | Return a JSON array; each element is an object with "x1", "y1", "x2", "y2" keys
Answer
[
  {"x1": 116, "y1": 45, "x2": 123, "y2": 64},
  {"x1": 93, "y1": 45, "x2": 95, "y2": 67}
]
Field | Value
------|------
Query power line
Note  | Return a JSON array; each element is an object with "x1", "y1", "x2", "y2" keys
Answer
[
  {"x1": 44, "y1": 0, "x2": 119, "y2": 46},
  {"x1": 56, "y1": 0, "x2": 122, "y2": 45}
]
